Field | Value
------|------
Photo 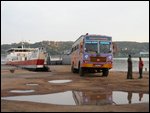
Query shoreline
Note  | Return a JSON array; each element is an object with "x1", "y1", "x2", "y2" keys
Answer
[{"x1": 1, "y1": 65, "x2": 149, "y2": 112}]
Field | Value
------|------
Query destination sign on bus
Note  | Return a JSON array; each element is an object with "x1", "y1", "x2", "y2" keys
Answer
[{"x1": 86, "y1": 36, "x2": 111, "y2": 41}]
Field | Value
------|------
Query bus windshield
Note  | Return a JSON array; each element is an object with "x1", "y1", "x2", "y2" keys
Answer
[
  {"x1": 85, "y1": 41, "x2": 98, "y2": 53},
  {"x1": 99, "y1": 41, "x2": 111, "y2": 53}
]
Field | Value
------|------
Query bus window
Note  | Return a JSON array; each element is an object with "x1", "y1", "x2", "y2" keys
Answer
[
  {"x1": 99, "y1": 42, "x2": 111, "y2": 53},
  {"x1": 71, "y1": 48, "x2": 73, "y2": 53},
  {"x1": 85, "y1": 41, "x2": 98, "y2": 53}
]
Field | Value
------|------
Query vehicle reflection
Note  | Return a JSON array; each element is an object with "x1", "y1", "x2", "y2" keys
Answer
[{"x1": 72, "y1": 90, "x2": 114, "y2": 105}]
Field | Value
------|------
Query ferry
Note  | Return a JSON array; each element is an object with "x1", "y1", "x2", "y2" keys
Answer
[{"x1": 6, "y1": 45, "x2": 49, "y2": 71}]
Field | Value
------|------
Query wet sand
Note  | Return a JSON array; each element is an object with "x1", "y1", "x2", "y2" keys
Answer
[{"x1": 1, "y1": 65, "x2": 149, "y2": 112}]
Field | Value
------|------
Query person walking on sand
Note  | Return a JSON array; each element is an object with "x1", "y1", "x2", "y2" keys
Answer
[
  {"x1": 127, "y1": 55, "x2": 133, "y2": 79},
  {"x1": 138, "y1": 57, "x2": 144, "y2": 79}
]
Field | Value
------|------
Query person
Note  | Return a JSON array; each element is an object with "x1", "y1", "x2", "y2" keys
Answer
[
  {"x1": 127, "y1": 55, "x2": 133, "y2": 79},
  {"x1": 138, "y1": 57, "x2": 144, "y2": 79}
]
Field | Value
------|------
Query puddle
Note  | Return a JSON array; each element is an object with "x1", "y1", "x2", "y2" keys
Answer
[
  {"x1": 2, "y1": 91, "x2": 149, "y2": 105},
  {"x1": 113, "y1": 91, "x2": 149, "y2": 104},
  {"x1": 26, "y1": 83, "x2": 39, "y2": 86},
  {"x1": 48, "y1": 80, "x2": 72, "y2": 83},
  {"x1": 10, "y1": 90, "x2": 35, "y2": 93},
  {"x1": 2, "y1": 91, "x2": 75, "y2": 105},
  {"x1": 73, "y1": 91, "x2": 149, "y2": 105}
]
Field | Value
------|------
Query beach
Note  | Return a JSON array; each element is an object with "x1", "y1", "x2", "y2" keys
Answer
[{"x1": 1, "y1": 65, "x2": 149, "y2": 112}]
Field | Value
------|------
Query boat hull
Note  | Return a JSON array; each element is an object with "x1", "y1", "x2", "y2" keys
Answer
[{"x1": 6, "y1": 59, "x2": 49, "y2": 71}]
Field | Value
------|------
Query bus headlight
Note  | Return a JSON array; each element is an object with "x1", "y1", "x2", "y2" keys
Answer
[
  {"x1": 108, "y1": 56, "x2": 112, "y2": 60},
  {"x1": 84, "y1": 54, "x2": 89, "y2": 59}
]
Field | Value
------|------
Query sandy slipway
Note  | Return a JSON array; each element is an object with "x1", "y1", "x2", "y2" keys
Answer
[{"x1": 1, "y1": 65, "x2": 149, "y2": 112}]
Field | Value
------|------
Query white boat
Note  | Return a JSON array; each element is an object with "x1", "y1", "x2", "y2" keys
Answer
[{"x1": 6, "y1": 45, "x2": 49, "y2": 71}]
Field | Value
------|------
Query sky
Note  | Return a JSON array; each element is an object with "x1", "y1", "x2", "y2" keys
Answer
[{"x1": 1, "y1": 1, "x2": 149, "y2": 44}]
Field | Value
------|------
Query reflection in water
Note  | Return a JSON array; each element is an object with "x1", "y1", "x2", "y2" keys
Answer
[
  {"x1": 127, "y1": 92, "x2": 132, "y2": 104},
  {"x1": 127, "y1": 92, "x2": 144, "y2": 104},
  {"x1": 139, "y1": 93, "x2": 143, "y2": 101},
  {"x1": 73, "y1": 91, "x2": 113, "y2": 105},
  {"x1": 10, "y1": 90, "x2": 35, "y2": 93},
  {"x1": 1, "y1": 90, "x2": 149, "y2": 105},
  {"x1": 113, "y1": 91, "x2": 149, "y2": 104},
  {"x1": 48, "y1": 80, "x2": 72, "y2": 83},
  {"x1": 73, "y1": 91, "x2": 149, "y2": 105}
]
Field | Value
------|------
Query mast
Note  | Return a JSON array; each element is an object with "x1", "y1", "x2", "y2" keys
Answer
[{"x1": 22, "y1": 41, "x2": 24, "y2": 49}]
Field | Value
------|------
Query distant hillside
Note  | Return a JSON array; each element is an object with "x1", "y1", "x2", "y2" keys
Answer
[
  {"x1": 1, "y1": 41, "x2": 74, "y2": 55},
  {"x1": 113, "y1": 41, "x2": 149, "y2": 57},
  {"x1": 1, "y1": 41, "x2": 149, "y2": 57}
]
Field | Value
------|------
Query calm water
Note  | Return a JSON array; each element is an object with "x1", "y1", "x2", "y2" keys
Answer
[
  {"x1": 1, "y1": 90, "x2": 149, "y2": 105},
  {"x1": 26, "y1": 84, "x2": 39, "y2": 86},
  {"x1": 48, "y1": 80, "x2": 72, "y2": 83},
  {"x1": 10, "y1": 90, "x2": 35, "y2": 93},
  {"x1": 1, "y1": 55, "x2": 6, "y2": 64},
  {"x1": 112, "y1": 58, "x2": 149, "y2": 72},
  {"x1": 1, "y1": 56, "x2": 149, "y2": 72}
]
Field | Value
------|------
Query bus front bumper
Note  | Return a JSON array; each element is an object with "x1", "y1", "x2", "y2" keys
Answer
[{"x1": 81, "y1": 63, "x2": 112, "y2": 69}]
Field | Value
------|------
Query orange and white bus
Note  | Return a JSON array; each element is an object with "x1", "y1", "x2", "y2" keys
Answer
[{"x1": 71, "y1": 33, "x2": 113, "y2": 77}]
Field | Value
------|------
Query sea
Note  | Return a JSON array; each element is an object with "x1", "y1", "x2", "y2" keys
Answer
[
  {"x1": 1, "y1": 55, "x2": 149, "y2": 72},
  {"x1": 112, "y1": 58, "x2": 149, "y2": 72}
]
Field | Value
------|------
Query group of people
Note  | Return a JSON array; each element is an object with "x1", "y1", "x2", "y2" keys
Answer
[{"x1": 127, "y1": 55, "x2": 144, "y2": 79}]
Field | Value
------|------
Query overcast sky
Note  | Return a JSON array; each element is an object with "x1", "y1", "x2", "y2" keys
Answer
[{"x1": 1, "y1": 1, "x2": 149, "y2": 44}]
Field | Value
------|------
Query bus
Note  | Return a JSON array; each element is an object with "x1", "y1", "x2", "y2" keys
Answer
[{"x1": 71, "y1": 33, "x2": 113, "y2": 77}]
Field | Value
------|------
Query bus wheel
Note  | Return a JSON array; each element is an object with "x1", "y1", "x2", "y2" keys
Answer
[
  {"x1": 102, "y1": 69, "x2": 109, "y2": 77},
  {"x1": 71, "y1": 65, "x2": 76, "y2": 73},
  {"x1": 79, "y1": 67, "x2": 84, "y2": 77}
]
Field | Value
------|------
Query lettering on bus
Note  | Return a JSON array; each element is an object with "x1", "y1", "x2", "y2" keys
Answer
[{"x1": 86, "y1": 36, "x2": 111, "y2": 41}]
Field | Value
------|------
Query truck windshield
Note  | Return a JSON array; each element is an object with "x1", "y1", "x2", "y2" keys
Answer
[
  {"x1": 85, "y1": 41, "x2": 98, "y2": 53},
  {"x1": 99, "y1": 41, "x2": 111, "y2": 53}
]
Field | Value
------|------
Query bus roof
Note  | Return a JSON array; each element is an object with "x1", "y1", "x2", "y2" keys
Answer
[
  {"x1": 82, "y1": 34, "x2": 111, "y2": 37},
  {"x1": 73, "y1": 34, "x2": 112, "y2": 46}
]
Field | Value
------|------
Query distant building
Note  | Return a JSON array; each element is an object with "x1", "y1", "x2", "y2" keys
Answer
[{"x1": 140, "y1": 52, "x2": 149, "y2": 57}]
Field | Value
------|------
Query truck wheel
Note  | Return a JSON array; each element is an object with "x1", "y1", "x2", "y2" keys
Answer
[
  {"x1": 102, "y1": 69, "x2": 109, "y2": 77},
  {"x1": 79, "y1": 67, "x2": 84, "y2": 77}
]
